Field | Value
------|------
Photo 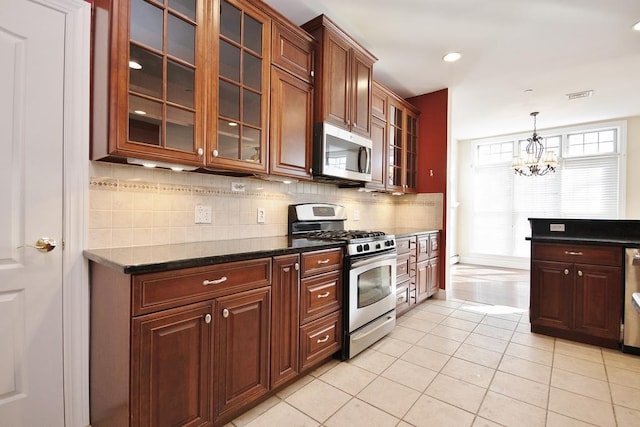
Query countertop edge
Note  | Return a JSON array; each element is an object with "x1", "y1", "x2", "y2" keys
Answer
[{"x1": 84, "y1": 241, "x2": 345, "y2": 275}]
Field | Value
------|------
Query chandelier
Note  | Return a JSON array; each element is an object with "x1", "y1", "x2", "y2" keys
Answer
[{"x1": 512, "y1": 112, "x2": 558, "y2": 176}]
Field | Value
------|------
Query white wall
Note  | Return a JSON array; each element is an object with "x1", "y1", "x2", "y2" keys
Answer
[{"x1": 454, "y1": 115, "x2": 640, "y2": 268}]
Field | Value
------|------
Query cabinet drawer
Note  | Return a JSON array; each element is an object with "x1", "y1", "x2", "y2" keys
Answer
[
  {"x1": 396, "y1": 280, "x2": 410, "y2": 315},
  {"x1": 429, "y1": 233, "x2": 440, "y2": 258},
  {"x1": 396, "y1": 237, "x2": 414, "y2": 255},
  {"x1": 396, "y1": 252, "x2": 412, "y2": 281},
  {"x1": 301, "y1": 248, "x2": 343, "y2": 277},
  {"x1": 532, "y1": 243, "x2": 622, "y2": 267},
  {"x1": 133, "y1": 258, "x2": 271, "y2": 315},
  {"x1": 299, "y1": 311, "x2": 342, "y2": 370},
  {"x1": 300, "y1": 271, "x2": 342, "y2": 324},
  {"x1": 417, "y1": 235, "x2": 429, "y2": 261},
  {"x1": 272, "y1": 22, "x2": 314, "y2": 82}
]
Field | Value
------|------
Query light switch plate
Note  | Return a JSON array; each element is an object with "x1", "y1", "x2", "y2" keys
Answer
[{"x1": 353, "y1": 209, "x2": 360, "y2": 221}]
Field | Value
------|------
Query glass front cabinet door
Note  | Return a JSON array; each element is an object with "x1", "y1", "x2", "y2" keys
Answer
[
  {"x1": 92, "y1": 0, "x2": 207, "y2": 166},
  {"x1": 209, "y1": 0, "x2": 271, "y2": 173}
]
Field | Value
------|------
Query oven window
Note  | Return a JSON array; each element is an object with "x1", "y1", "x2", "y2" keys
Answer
[{"x1": 358, "y1": 264, "x2": 392, "y2": 308}]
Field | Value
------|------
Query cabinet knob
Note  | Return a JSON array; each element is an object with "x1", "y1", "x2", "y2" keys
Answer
[
  {"x1": 310, "y1": 70, "x2": 314, "y2": 78},
  {"x1": 294, "y1": 262, "x2": 299, "y2": 271},
  {"x1": 222, "y1": 308, "x2": 229, "y2": 318},
  {"x1": 204, "y1": 314, "x2": 212, "y2": 324},
  {"x1": 309, "y1": 168, "x2": 313, "y2": 175},
  {"x1": 564, "y1": 269, "x2": 570, "y2": 275},
  {"x1": 197, "y1": 148, "x2": 204, "y2": 156},
  {"x1": 578, "y1": 270, "x2": 583, "y2": 277},
  {"x1": 213, "y1": 149, "x2": 219, "y2": 157}
]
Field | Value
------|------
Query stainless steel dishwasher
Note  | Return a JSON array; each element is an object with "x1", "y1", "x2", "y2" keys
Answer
[{"x1": 623, "y1": 248, "x2": 640, "y2": 354}]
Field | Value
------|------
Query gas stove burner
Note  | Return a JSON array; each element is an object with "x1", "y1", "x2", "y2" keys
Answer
[{"x1": 306, "y1": 230, "x2": 387, "y2": 240}]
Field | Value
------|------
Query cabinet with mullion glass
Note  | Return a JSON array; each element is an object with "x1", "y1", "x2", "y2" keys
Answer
[
  {"x1": 387, "y1": 100, "x2": 404, "y2": 193},
  {"x1": 92, "y1": 0, "x2": 207, "y2": 165},
  {"x1": 209, "y1": 0, "x2": 270, "y2": 173}
]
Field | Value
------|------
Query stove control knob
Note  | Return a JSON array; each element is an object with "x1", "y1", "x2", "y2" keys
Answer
[
  {"x1": 363, "y1": 244, "x2": 370, "y2": 251},
  {"x1": 356, "y1": 244, "x2": 363, "y2": 252},
  {"x1": 376, "y1": 243, "x2": 381, "y2": 249},
  {"x1": 385, "y1": 240, "x2": 391, "y2": 247}
]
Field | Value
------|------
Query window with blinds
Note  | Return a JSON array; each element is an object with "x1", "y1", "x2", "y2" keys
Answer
[{"x1": 470, "y1": 122, "x2": 624, "y2": 260}]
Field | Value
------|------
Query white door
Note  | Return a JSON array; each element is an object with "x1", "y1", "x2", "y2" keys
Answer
[{"x1": 0, "y1": 0, "x2": 66, "y2": 425}]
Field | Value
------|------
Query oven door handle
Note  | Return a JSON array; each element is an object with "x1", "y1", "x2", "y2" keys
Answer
[{"x1": 350, "y1": 252, "x2": 397, "y2": 269}]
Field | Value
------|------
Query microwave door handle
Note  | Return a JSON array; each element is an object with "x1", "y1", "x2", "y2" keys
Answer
[{"x1": 357, "y1": 146, "x2": 369, "y2": 173}]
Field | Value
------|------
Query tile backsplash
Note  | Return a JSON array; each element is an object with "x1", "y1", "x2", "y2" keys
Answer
[{"x1": 88, "y1": 161, "x2": 443, "y2": 249}]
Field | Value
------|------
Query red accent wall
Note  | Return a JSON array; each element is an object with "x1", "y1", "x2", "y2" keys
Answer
[{"x1": 407, "y1": 89, "x2": 448, "y2": 290}]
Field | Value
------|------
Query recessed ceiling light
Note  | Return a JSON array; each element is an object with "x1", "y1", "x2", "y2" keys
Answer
[
  {"x1": 129, "y1": 60, "x2": 142, "y2": 70},
  {"x1": 634, "y1": 21, "x2": 640, "y2": 31},
  {"x1": 443, "y1": 52, "x2": 462, "y2": 62}
]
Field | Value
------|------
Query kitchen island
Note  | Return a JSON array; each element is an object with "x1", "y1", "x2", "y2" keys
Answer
[{"x1": 528, "y1": 218, "x2": 640, "y2": 349}]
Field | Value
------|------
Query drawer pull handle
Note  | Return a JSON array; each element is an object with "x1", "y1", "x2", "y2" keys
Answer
[
  {"x1": 317, "y1": 291, "x2": 331, "y2": 299},
  {"x1": 203, "y1": 276, "x2": 227, "y2": 286},
  {"x1": 564, "y1": 269, "x2": 570, "y2": 275},
  {"x1": 316, "y1": 335, "x2": 330, "y2": 344},
  {"x1": 204, "y1": 314, "x2": 212, "y2": 324},
  {"x1": 564, "y1": 251, "x2": 583, "y2": 256},
  {"x1": 317, "y1": 258, "x2": 330, "y2": 264},
  {"x1": 222, "y1": 308, "x2": 229, "y2": 318}
]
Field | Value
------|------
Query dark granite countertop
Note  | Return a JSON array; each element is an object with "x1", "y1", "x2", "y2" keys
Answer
[
  {"x1": 84, "y1": 236, "x2": 345, "y2": 275},
  {"x1": 381, "y1": 228, "x2": 440, "y2": 238},
  {"x1": 528, "y1": 218, "x2": 640, "y2": 247},
  {"x1": 527, "y1": 236, "x2": 640, "y2": 247}
]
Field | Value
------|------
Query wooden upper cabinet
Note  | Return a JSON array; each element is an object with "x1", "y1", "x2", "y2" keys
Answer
[
  {"x1": 404, "y1": 108, "x2": 419, "y2": 193},
  {"x1": 269, "y1": 20, "x2": 315, "y2": 180},
  {"x1": 209, "y1": 0, "x2": 271, "y2": 173},
  {"x1": 269, "y1": 67, "x2": 313, "y2": 179},
  {"x1": 371, "y1": 82, "x2": 388, "y2": 121},
  {"x1": 302, "y1": 15, "x2": 376, "y2": 138},
  {"x1": 271, "y1": 21, "x2": 314, "y2": 83},
  {"x1": 91, "y1": 0, "x2": 208, "y2": 166}
]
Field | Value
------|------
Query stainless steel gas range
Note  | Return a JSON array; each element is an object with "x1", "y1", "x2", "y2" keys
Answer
[{"x1": 288, "y1": 203, "x2": 397, "y2": 359}]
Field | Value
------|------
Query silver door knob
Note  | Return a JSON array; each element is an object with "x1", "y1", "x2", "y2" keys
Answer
[
  {"x1": 578, "y1": 270, "x2": 583, "y2": 277},
  {"x1": 564, "y1": 269, "x2": 569, "y2": 275},
  {"x1": 222, "y1": 308, "x2": 229, "y2": 318},
  {"x1": 204, "y1": 314, "x2": 212, "y2": 324},
  {"x1": 19, "y1": 237, "x2": 57, "y2": 253}
]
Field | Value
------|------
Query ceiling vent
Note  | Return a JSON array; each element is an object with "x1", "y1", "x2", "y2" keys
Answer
[{"x1": 566, "y1": 90, "x2": 593, "y2": 100}]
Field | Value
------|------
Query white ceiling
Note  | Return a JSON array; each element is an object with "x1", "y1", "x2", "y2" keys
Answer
[{"x1": 263, "y1": 0, "x2": 640, "y2": 141}]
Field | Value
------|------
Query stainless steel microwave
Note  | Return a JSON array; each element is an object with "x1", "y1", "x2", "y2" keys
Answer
[{"x1": 313, "y1": 122, "x2": 372, "y2": 182}]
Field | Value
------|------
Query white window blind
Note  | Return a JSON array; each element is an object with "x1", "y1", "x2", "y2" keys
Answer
[{"x1": 470, "y1": 122, "x2": 624, "y2": 262}]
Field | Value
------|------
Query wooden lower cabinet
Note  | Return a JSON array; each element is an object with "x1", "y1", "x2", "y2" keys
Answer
[
  {"x1": 394, "y1": 232, "x2": 440, "y2": 315},
  {"x1": 271, "y1": 254, "x2": 300, "y2": 389},
  {"x1": 214, "y1": 287, "x2": 271, "y2": 423},
  {"x1": 530, "y1": 243, "x2": 623, "y2": 348},
  {"x1": 90, "y1": 249, "x2": 344, "y2": 427},
  {"x1": 132, "y1": 302, "x2": 213, "y2": 427}
]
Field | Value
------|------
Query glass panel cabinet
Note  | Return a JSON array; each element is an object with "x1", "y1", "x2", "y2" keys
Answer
[
  {"x1": 92, "y1": 0, "x2": 207, "y2": 165},
  {"x1": 210, "y1": 0, "x2": 270, "y2": 173}
]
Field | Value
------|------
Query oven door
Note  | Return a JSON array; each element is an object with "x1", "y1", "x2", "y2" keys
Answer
[{"x1": 348, "y1": 252, "x2": 397, "y2": 332}]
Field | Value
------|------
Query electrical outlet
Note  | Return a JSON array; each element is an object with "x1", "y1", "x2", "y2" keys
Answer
[
  {"x1": 353, "y1": 209, "x2": 360, "y2": 221},
  {"x1": 195, "y1": 205, "x2": 212, "y2": 224},
  {"x1": 257, "y1": 207, "x2": 266, "y2": 224}
]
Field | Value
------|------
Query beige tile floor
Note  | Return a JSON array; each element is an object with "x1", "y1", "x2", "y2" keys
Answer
[{"x1": 229, "y1": 274, "x2": 640, "y2": 427}]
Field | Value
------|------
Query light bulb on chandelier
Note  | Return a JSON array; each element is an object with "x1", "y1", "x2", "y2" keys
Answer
[{"x1": 512, "y1": 112, "x2": 558, "y2": 176}]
